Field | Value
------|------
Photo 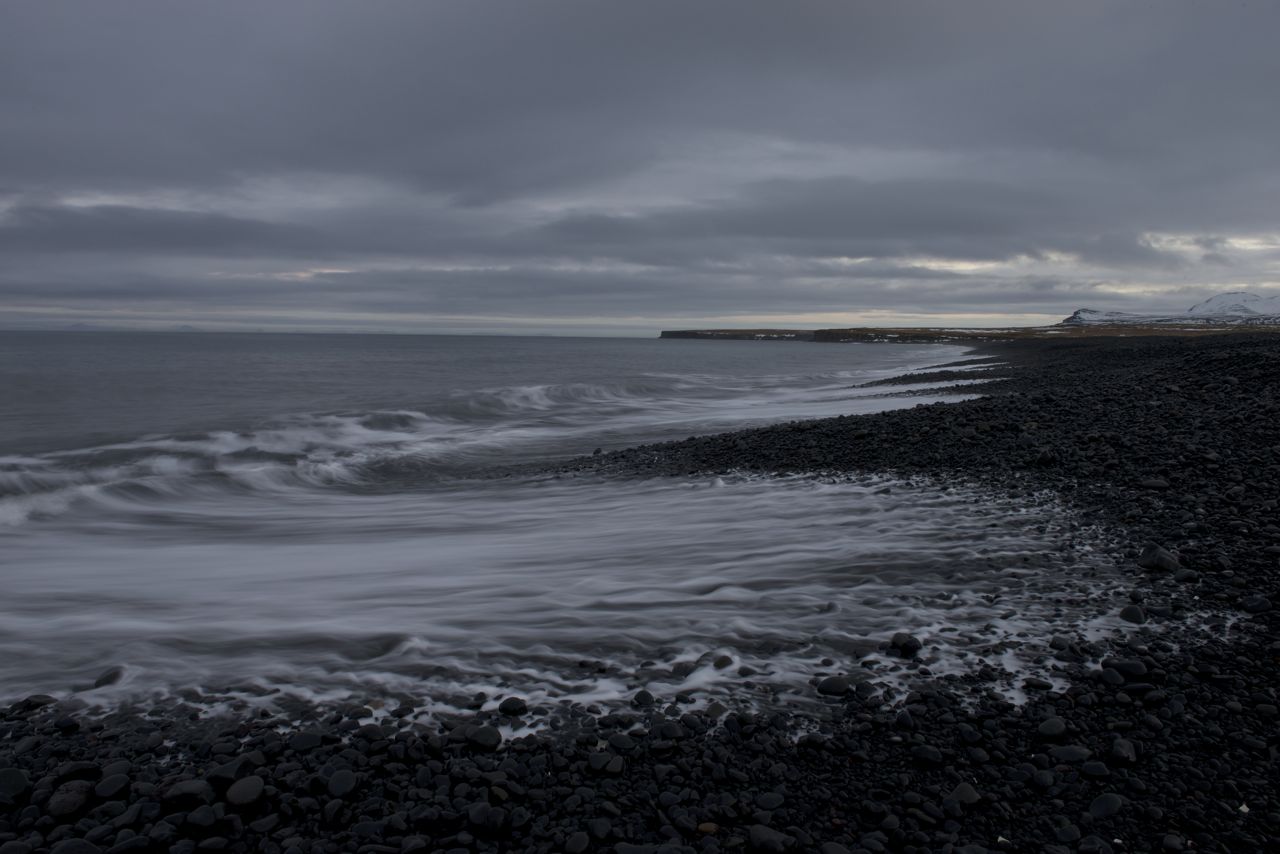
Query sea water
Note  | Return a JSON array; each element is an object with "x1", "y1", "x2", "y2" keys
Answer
[{"x1": 0, "y1": 332, "x2": 1120, "y2": 715}]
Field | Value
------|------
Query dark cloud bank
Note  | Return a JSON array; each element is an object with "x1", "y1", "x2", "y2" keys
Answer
[{"x1": 3, "y1": 1, "x2": 1279, "y2": 334}]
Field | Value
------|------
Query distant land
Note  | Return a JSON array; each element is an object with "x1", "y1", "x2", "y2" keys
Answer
[{"x1": 660, "y1": 291, "x2": 1280, "y2": 343}]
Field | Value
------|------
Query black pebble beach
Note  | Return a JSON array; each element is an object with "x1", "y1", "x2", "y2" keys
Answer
[{"x1": 2, "y1": 334, "x2": 1278, "y2": 854}]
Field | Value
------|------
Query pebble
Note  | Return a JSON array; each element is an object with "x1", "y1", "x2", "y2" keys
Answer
[
  {"x1": 816, "y1": 675, "x2": 851, "y2": 696},
  {"x1": 498, "y1": 696, "x2": 528, "y2": 716},
  {"x1": 1089, "y1": 792, "x2": 1125, "y2": 820},
  {"x1": 226, "y1": 774, "x2": 265, "y2": 806},
  {"x1": 327, "y1": 769, "x2": 358, "y2": 799}
]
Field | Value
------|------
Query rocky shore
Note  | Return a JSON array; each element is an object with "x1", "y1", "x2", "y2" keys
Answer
[{"x1": 3, "y1": 335, "x2": 1278, "y2": 854}]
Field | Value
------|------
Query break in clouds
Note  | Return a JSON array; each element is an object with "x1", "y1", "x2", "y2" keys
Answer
[{"x1": 3, "y1": 1, "x2": 1280, "y2": 334}]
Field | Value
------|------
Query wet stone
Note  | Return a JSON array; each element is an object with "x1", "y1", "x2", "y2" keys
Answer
[
  {"x1": 93, "y1": 666, "x2": 125, "y2": 688},
  {"x1": 287, "y1": 732, "x2": 323, "y2": 753},
  {"x1": 497, "y1": 697, "x2": 528, "y2": 716},
  {"x1": 756, "y1": 792, "x2": 785, "y2": 810},
  {"x1": 1050, "y1": 745, "x2": 1091, "y2": 763},
  {"x1": 327, "y1": 769, "x2": 358, "y2": 799},
  {"x1": 817, "y1": 675, "x2": 851, "y2": 696},
  {"x1": 1137, "y1": 545, "x2": 1181, "y2": 572},
  {"x1": 0, "y1": 767, "x2": 30, "y2": 800},
  {"x1": 466, "y1": 725, "x2": 502, "y2": 752},
  {"x1": 47, "y1": 780, "x2": 93, "y2": 817},
  {"x1": 1119, "y1": 604, "x2": 1147, "y2": 624},
  {"x1": 1089, "y1": 792, "x2": 1125, "y2": 820},
  {"x1": 50, "y1": 841, "x2": 103, "y2": 854},
  {"x1": 890, "y1": 633, "x2": 923, "y2": 657},
  {"x1": 94, "y1": 774, "x2": 130, "y2": 800},
  {"x1": 226, "y1": 775, "x2": 265, "y2": 806},
  {"x1": 1037, "y1": 716, "x2": 1067, "y2": 738}
]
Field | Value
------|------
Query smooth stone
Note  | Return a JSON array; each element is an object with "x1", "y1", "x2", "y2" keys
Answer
[
  {"x1": 226, "y1": 775, "x2": 265, "y2": 806},
  {"x1": 327, "y1": 769, "x2": 358, "y2": 799},
  {"x1": 0, "y1": 767, "x2": 30, "y2": 799},
  {"x1": 1119, "y1": 604, "x2": 1147, "y2": 624},
  {"x1": 1089, "y1": 792, "x2": 1125, "y2": 820},
  {"x1": 94, "y1": 774, "x2": 130, "y2": 799},
  {"x1": 817, "y1": 676, "x2": 851, "y2": 697},
  {"x1": 756, "y1": 792, "x2": 785, "y2": 810},
  {"x1": 50, "y1": 842, "x2": 102, "y2": 854},
  {"x1": 93, "y1": 667, "x2": 124, "y2": 688},
  {"x1": 1136, "y1": 544, "x2": 1181, "y2": 572},
  {"x1": 497, "y1": 697, "x2": 528, "y2": 716},
  {"x1": 1037, "y1": 717, "x2": 1067, "y2": 738},
  {"x1": 164, "y1": 779, "x2": 216, "y2": 804},
  {"x1": 467, "y1": 726, "x2": 502, "y2": 752},
  {"x1": 287, "y1": 732, "x2": 323, "y2": 753},
  {"x1": 47, "y1": 780, "x2": 93, "y2": 816},
  {"x1": 748, "y1": 824, "x2": 792, "y2": 854}
]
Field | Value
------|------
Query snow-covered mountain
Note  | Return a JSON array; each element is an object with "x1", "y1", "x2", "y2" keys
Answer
[
  {"x1": 1061, "y1": 292, "x2": 1280, "y2": 326},
  {"x1": 1185, "y1": 291, "x2": 1280, "y2": 316}
]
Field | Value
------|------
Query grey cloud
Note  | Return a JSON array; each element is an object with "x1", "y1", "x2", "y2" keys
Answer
[
  {"x1": 2, "y1": 1, "x2": 1279, "y2": 330},
  {"x1": 0, "y1": 204, "x2": 321, "y2": 255}
]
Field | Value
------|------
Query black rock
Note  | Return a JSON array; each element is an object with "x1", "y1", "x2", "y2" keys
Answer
[
  {"x1": 93, "y1": 666, "x2": 125, "y2": 688},
  {"x1": 164, "y1": 779, "x2": 216, "y2": 805},
  {"x1": 1078, "y1": 836, "x2": 1115, "y2": 854},
  {"x1": 287, "y1": 732, "x2": 323, "y2": 753},
  {"x1": 50, "y1": 841, "x2": 102, "y2": 854},
  {"x1": 0, "y1": 767, "x2": 30, "y2": 800},
  {"x1": 816, "y1": 676, "x2": 851, "y2": 696},
  {"x1": 327, "y1": 768, "x2": 358, "y2": 799},
  {"x1": 748, "y1": 824, "x2": 793, "y2": 853},
  {"x1": 1089, "y1": 792, "x2": 1125, "y2": 820},
  {"x1": 565, "y1": 832, "x2": 590, "y2": 854},
  {"x1": 1240, "y1": 595, "x2": 1272, "y2": 613},
  {"x1": 1137, "y1": 544, "x2": 1181, "y2": 572},
  {"x1": 949, "y1": 782, "x2": 980, "y2": 805},
  {"x1": 47, "y1": 780, "x2": 93, "y2": 817},
  {"x1": 910, "y1": 744, "x2": 943, "y2": 764},
  {"x1": 890, "y1": 632, "x2": 923, "y2": 657},
  {"x1": 1049, "y1": 745, "x2": 1091, "y2": 762},
  {"x1": 1110, "y1": 738, "x2": 1137, "y2": 763},
  {"x1": 498, "y1": 697, "x2": 528, "y2": 716},
  {"x1": 94, "y1": 773, "x2": 130, "y2": 799},
  {"x1": 756, "y1": 792, "x2": 785, "y2": 810},
  {"x1": 226, "y1": 774, "x2": 265, "y2": 807},
  {"x1": 467, "y1": 725, "x2": 502, "y2": 752},
  {"x1": 1119, "y1": 604, "x2": 1147, "y2": 624},
  {"x1": 1102, "y1": 658, "x2": 1148, "y2": 679},
  {"x1": 632, "y1": 690, "x2": 656, "y2": 708},
  {"x1": 1037, "y1": 716, "x2": 1067, "y2": 738}
]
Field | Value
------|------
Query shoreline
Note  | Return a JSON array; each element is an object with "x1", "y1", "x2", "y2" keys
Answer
[{"x1": 3, "y1": 335, "x2": 1278, "y2": 853}]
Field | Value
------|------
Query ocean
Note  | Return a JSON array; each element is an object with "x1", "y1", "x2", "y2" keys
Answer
[{"x1": 0, "y1": 331, "x2": 1117, "y2": 717}]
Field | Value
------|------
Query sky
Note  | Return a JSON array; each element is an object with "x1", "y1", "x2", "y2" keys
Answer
[{"x1": 3, "y1": 1, "x2": 1280, "y2": 336}]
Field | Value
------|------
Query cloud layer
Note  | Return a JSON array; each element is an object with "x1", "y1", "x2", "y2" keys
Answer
[{"x1": 3, "y1": 1, "x2": 1279, "y2": 333}]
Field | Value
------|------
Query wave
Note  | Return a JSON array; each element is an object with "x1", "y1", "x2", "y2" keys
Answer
[{"x1": 0, "y1": 357, "x2": 989, "y2": 525}]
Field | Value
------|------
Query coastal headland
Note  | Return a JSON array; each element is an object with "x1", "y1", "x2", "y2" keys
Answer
[
  {"x1": 3, "y1": 335, "x2": 1278, "y2": 853},
  {"x1": 660, "y1": 324, "x2": 1280, "y2": 344}
]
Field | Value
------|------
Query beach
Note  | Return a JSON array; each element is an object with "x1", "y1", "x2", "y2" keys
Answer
[{"x1": 2, "y1": 333, "x2": 1278, "y2": 854}]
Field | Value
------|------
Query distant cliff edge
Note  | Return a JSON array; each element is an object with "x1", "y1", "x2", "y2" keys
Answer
[{"x1": 659, "y1": 330, "x2": 815, "y2": 341}]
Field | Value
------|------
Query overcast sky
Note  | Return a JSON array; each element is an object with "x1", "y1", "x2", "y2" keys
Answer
[{"x1": 3, "y1": 1, "x2": 1279, "y2": 335}]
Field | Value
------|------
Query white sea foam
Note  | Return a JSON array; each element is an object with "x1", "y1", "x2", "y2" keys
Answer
[{"x1": 0, "y1": 470, "x2": 1135, "y2": 718}]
